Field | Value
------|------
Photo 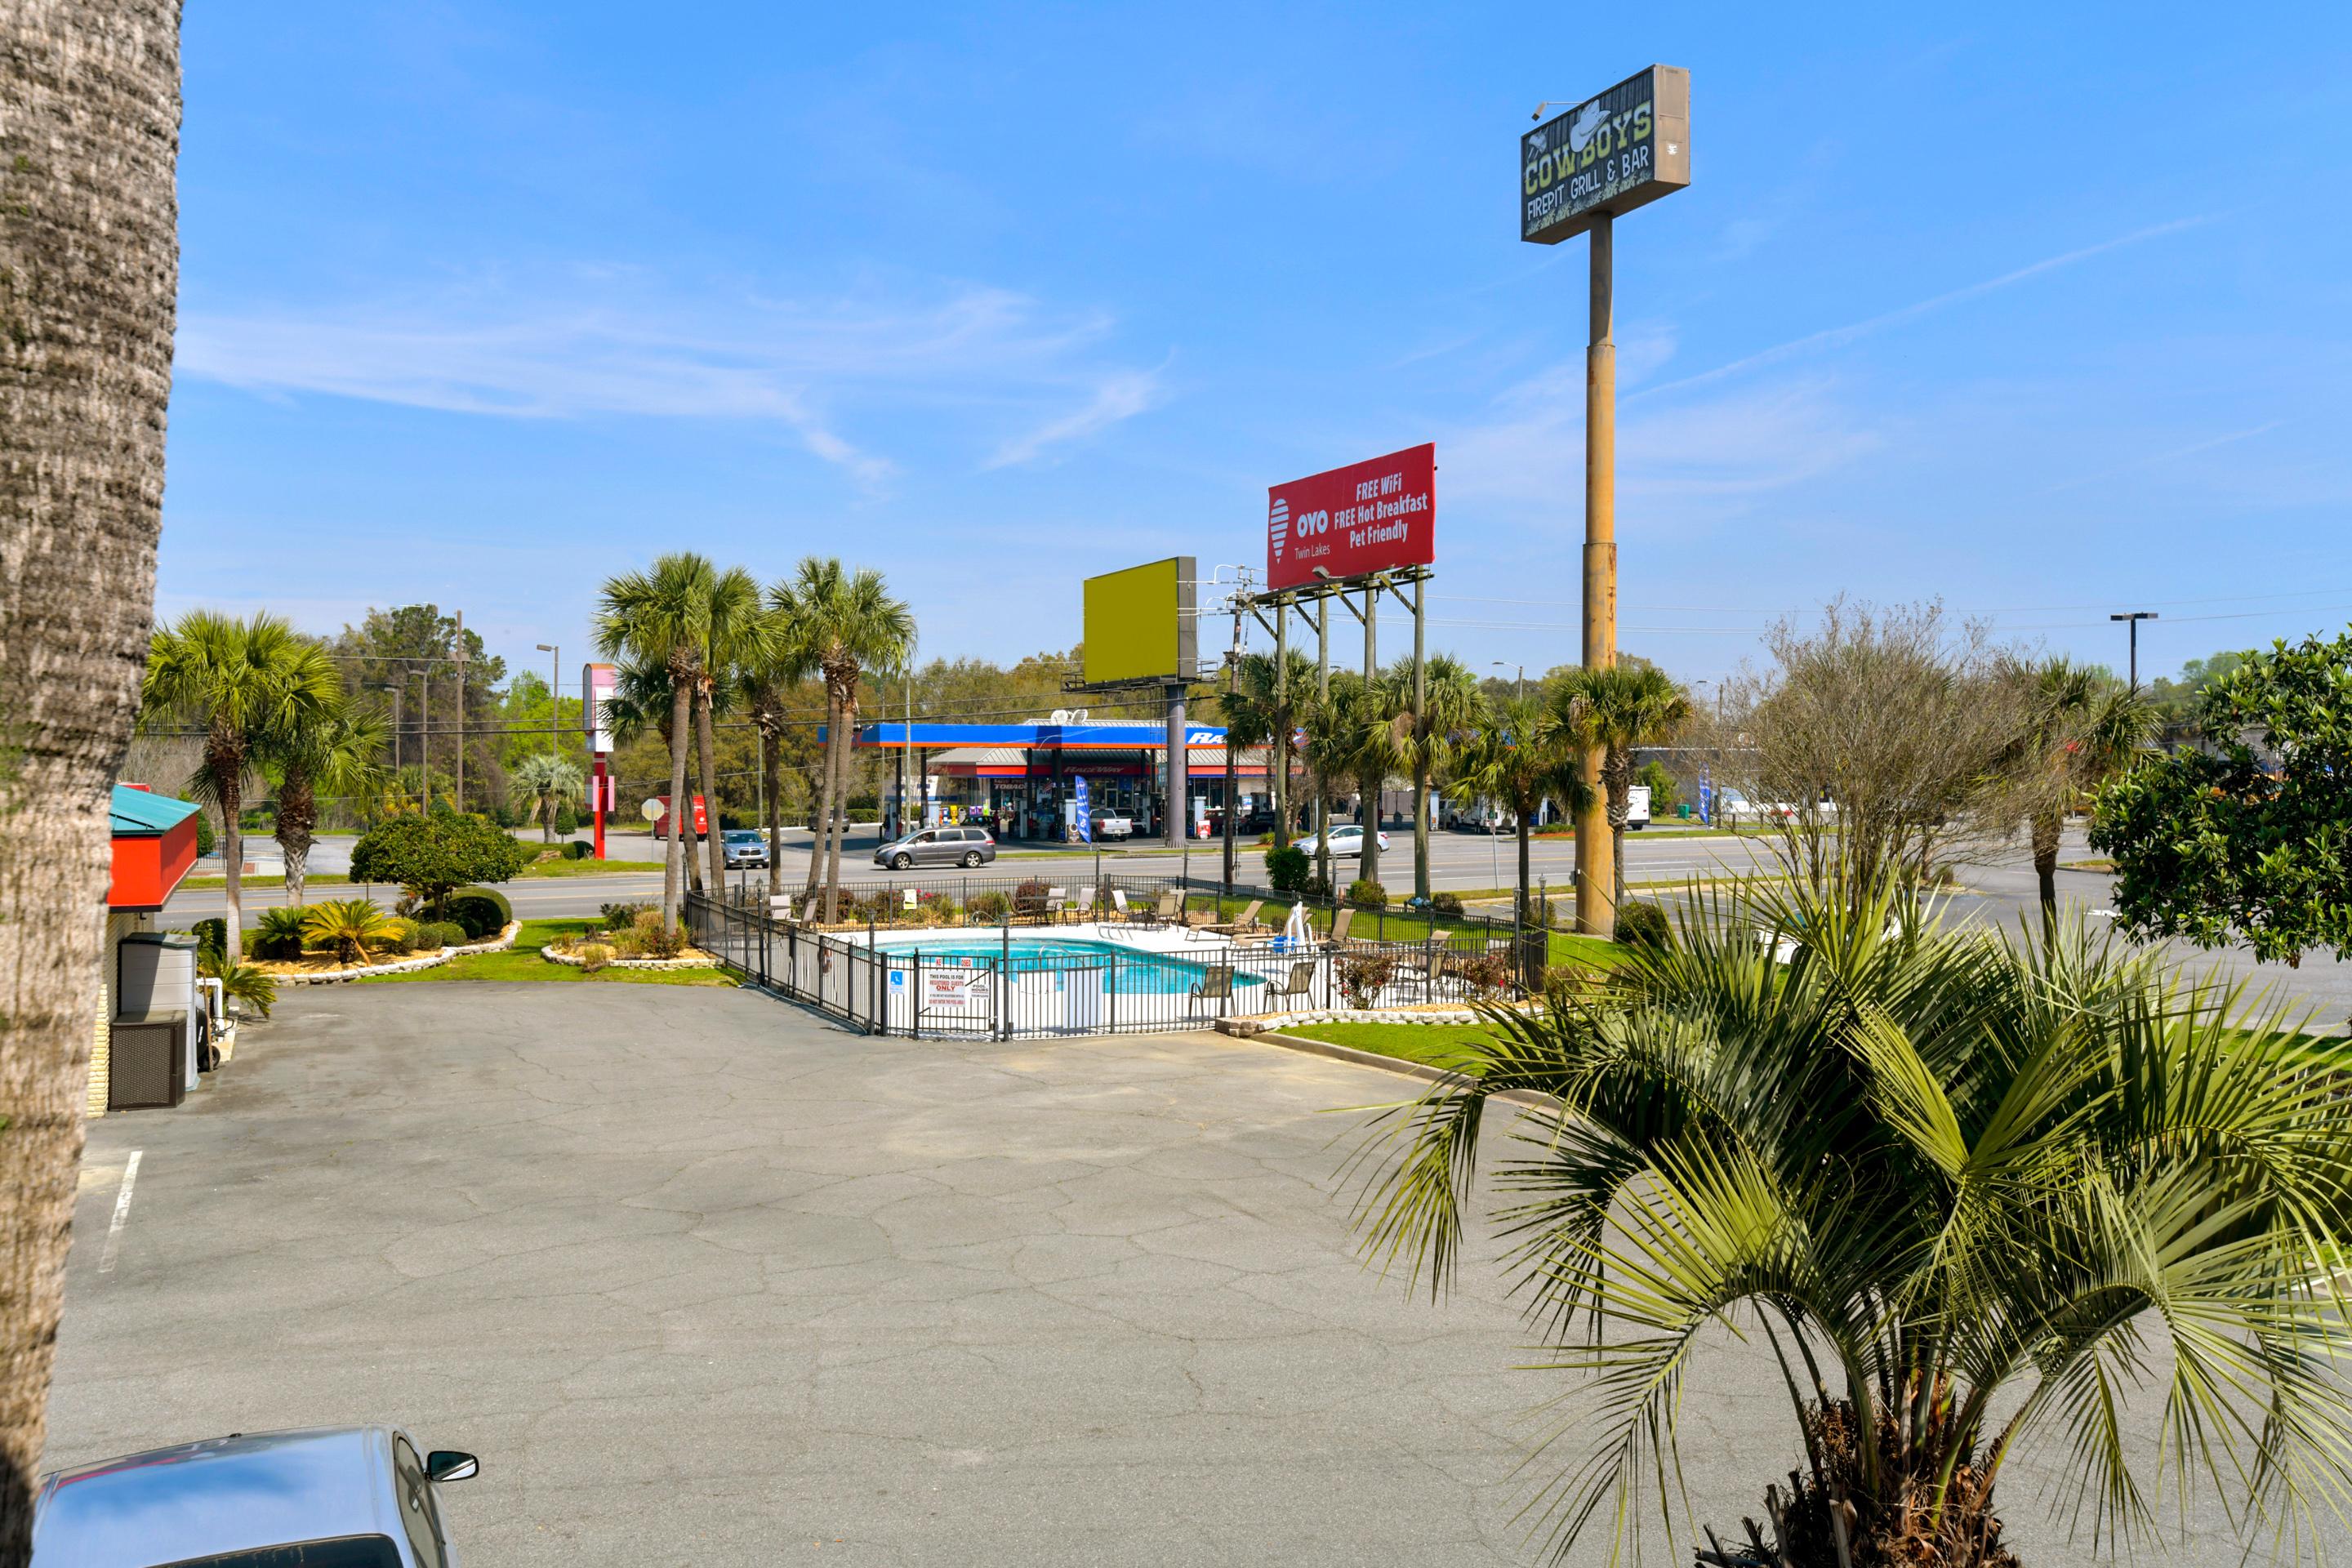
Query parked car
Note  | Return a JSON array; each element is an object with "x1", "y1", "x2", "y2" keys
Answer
[
  {"x1": 34, "y1": 1426, "x2": 479, "y2": 1568},
  {"x1": 874, "y1": 824, "x2": 997, "y2": 870},
  {"x1": 1298, "y1": 823, "x2": 1390, "y2": 859},
  {"x1": 720, "y1": 828, "x2": 770, "y2": 869},
  {"x1": 1087, "y1": 807, "x2": 1133, "y2": 840}
]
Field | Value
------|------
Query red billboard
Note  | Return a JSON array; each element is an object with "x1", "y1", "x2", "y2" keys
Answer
[{"x1": 1266, "y1": 443, "x2": 1433, "y2": 590}]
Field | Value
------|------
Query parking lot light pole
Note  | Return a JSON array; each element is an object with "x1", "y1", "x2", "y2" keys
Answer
[{"x1": 2110, "y1": 611, "x2": 2158, "y2": 690}]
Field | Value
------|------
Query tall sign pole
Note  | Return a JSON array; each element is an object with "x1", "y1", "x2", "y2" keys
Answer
[{"x1": 1521, "y1": 65, "x2": 1688, "y2": 937}]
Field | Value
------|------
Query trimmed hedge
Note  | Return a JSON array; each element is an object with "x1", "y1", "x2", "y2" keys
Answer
[
  {"x1": 563, "y1": 839, "x2": 595, "y2": 860},
  {"x1": 443, "y1": 885, "x2": 513, "y2": 939},
  {"x1": 422, "y1": 921, "x2": 470, "y2": 951}
]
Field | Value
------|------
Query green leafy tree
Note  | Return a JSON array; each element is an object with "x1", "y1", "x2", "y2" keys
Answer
[
  {"x1": 265, "y1": 689, "x2": 389, "y2": 904},
  {"x1": 1352, "y1": 877, "x2": 2352, "y2": 1566},
  {"x1": 1634, "y1": 759, "x2": 1679, "y2": 815},
  {"x1": 508, "y1": 751, "x2": 585, "y2": 844},
  {"x1": 141, "y1": 611, "x2": 342, "y2": 957},
  {"x1": 1550, "y1": 662, "x2": 1692, "y2": 919},
  {"x1": 771, "y1": 558, "x2": 914, "y2": 922},
  {"x1": 1221, "y1": 648, "x2": 1317, "y2": 851},
  {"x1": 350, "y1": 813, "x2": 532, "y2": 917},
  {"x1": 2091, "y1": 630, "x2": 2352, "y2": 966}
]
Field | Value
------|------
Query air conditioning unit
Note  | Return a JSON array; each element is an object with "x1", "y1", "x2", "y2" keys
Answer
[{"x1": 109, "y1": 1013, "x2": 189, "y2": 1110}]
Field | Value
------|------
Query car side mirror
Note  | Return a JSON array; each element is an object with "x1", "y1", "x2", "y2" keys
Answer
[{"x1": 426, "y1": 1450, "x2": 479, "y2": 1483}]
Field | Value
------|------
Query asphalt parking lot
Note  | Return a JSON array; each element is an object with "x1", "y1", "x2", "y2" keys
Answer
[{"x1": 53, "y1": 984, "x2": 2299, "y2": 1566}]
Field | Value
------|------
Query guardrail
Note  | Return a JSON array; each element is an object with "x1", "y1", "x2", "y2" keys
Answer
[{"x1": 686, "y1": 890, "x2": 1526, "y2": 1040}]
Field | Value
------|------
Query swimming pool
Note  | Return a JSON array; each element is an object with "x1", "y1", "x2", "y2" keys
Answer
[{"x1": 875, "y1": 935, "x2": 1262, "y2": 996}]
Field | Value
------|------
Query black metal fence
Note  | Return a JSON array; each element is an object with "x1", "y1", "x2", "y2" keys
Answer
[{"x1": 686, "y1": 889, "x2": 1524, "y2": 1040}]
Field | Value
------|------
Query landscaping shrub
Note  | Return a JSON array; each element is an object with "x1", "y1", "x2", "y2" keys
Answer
[
  {"x1": 1347, "y1": 878, "x2": 1388, "y2": 909},
  {"x1": 563, "y1": 837, "x2": 593, "y2": 859},
  {"x1": 194, "y1": 811, "x2": 216, "y2": 858},
  {"x1": 350, "y1": 812, "x2": 531, "y2": 911},
  {"x1": 1614, "y1": 899, "x2": 1672, "y2": 951},
  {"x1": 630, "y1": 911, "x2": 685, "y2": 960},
  {"x1": 1430, "y1": 891, "x2": 1465, "y2": 917},
  {"x1": 421, "y1": 921, "x2": 470, "y2": 951},
  {"x1": 600, "y1": 900, "x2": 654, "y2": 932},
  {"x1": 377, "y1": 919, "x2": 416, "y2": 956},
  {"x1": 301, "y1": 898, "x2": 400, "y2": 965},
  {"x1": 1301, "y1": 873, "x2": 1333, "y2": 902},
  {"x1": 1458, "y1": 950, "x2": 1513, "y2": 995},
  {"x1": 968, "y1": 889, "x2": 1012, "y2": 924},
  {"x1": 198, "y1": 947, "x2": 276, "y2": 1020},
  {"x1": 553, "y1": 804, "x2": 579, "y2": 835},
  {"x1": 443, "y1": 886, "x2": 514, "y2": 939},
  {"x1": 575, "y1": 942, "x2": 614, "y2": 973},
  {"x1": 250, "y1": 906, "x2": 309, "y2": 961},
  {"x1": 189, "y1": 917, "x2": 226, "y2": 960},
  {"x1": 1337, "y1": 951, "x2": 1398, "y2": 1009},
  {"x1": 1013, "y1": 878, "x2": 1050, "y2": 920},
  {"x1": 1264, "y1": 844, "x2": 1309, "y2": 893}
]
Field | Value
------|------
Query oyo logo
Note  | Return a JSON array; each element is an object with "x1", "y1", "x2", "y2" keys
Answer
[{"x1": 1268, "y1": 497, "x2": 1289, "y2": 559}]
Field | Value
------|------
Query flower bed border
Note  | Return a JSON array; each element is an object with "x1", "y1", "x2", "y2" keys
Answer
[
  {"x1": 540, "y1": 943, "x2": 718, "y2": 972},
  {"x1": 274, "y1": 922, "x2": 519, "y2": 985}
]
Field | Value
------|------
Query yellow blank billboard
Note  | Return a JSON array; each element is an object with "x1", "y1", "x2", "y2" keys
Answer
[{"x1": 1081, "y1": 556, "x2": 1196, "y2": 686}]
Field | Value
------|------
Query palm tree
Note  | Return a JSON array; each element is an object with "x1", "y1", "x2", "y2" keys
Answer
[
  {"x1": 1221, "y1": 648, "x2": 1316, "y2": 851},
  {"x1": 595, "y1": 554, "x2": 718, "y2": 935},
  {"x1": 508, "y1": 752, "x2": 585, "y2": 844},
  {"x1": 266, "y1": 690, "x2": 388, "y2": 903},
  {"x1": 2011, "y1": 658, "x2": 2155, "y2": 924},
  {"x1": 1448, "y1": 696, "x2": 1585, "y2": 936},
  {"x1": 737, "y1": 635, "x2": 801, "y2": 902},
  {"x1": 142, "y1": 612, "x2": 342, "y2": 958},
  {"x1": 771, "y1": 559, "x2": 914, "y2": 923},
  {"x1": 1351, "y1": 877, "x2": 2352, "y2": 1568},
  {"x1": 0, "y1": 9, "x2": 181, "y2": 1548},
  {"x1": 1297, "y1": 672, "x2": 1368, "y2": 894},
  {"x1": 691, "y1": 566, "x2": 773, "y2": 900},
  {"x1": 1379, "y1": 653, "x2": 1485, "y2": 902},
  {"x1": 1551, "y1": 663, "x2": 1692, "y2": 918}
]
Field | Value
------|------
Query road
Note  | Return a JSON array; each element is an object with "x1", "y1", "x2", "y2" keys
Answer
[{"x1": 54, "y1": 987, "x2": 2282, "y2": 1566}]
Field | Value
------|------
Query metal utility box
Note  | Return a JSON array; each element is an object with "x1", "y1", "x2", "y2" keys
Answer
[
  {"x1": 108, "y1": 1011, "x2": 189, "y2": 1110},
  {"x1": 117, "y1": 932, "x2": 201, "y2": 1098}
]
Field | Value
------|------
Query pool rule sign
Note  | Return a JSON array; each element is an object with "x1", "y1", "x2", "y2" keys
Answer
[{"x1": 1521, "y1": 65, "x2": 1688, "y2": 942}]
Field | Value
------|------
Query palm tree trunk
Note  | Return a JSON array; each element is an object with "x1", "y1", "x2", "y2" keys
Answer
[
  {"x1": 662, "y1": 674, "x2": 693, "y2": 933},
  {"x1": 1517, "y1": 813, "x2": 1535, "y2": 985},
  {"x1": 804, "y1": 688, "x2": 834, "y2": 898},
  {"x1": 2032, "y1": 807, "x2": 2061, "y2": 929},
  {"x1": 1412, "y1": 759, "x2": 1429, "y2": 903},
  {"x1": 0, "y1": 3, "x2": 181, "y2": 1552},
  {"x1": 761, "y1": 724, "x2": 783, "y2": 901},
  {"x1": 1358, "y1": 768, "x2": 1380, "y2": 890},
  {"x1": 541, "y1": 787, "x2": 554, "y2": 844},
  {"x1": 220, "y1": 776, "x2": 245, "y2": 960},
  {"x1": 695, "y1": 682, "x2": 727, "y2": 902},
  {"x1": 824, "y1": 687, "x2": 853, "y2": 920},
  {"x1": 276, "y1": 770, "x2": 314, "y2": 907}
]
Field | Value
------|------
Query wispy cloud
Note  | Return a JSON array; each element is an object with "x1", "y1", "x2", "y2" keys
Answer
[
  {"x1": 985, "y1": 368, "x2": 1164, "y2": 469},
  {"x1": 1633, "y1": 212, "x2": 2221, "y2": 403},
  {"x1": 2040, "y1": 420, "x2": 2289, "y2": 495},
  {"x1": 177, "y1": 278, "x2": 1162, "y2": 487}
]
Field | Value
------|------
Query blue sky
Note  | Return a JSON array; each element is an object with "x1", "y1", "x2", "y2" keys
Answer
[{"x1": 161, "y1": 2, "x2": 2352, "y2": 693}]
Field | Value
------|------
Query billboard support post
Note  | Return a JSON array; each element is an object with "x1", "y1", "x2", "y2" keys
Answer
[
  {"x1": 1164, "y1": 682, "x2": 1187, "y2": 853},
  {"x1": 1316, "y1": 596, "x2": 1331, "y2": 894},
  {"x1": 1273, "y1": 599, "x2": 1290, "y2": 849},
  {"x1": 1412, "y1": 574, "x2": 1428, "y2": 903},
  {"x1": 1577, "y1": 212, "x2": 1617, "y2": 937},
  {"x1": 1361, "y1": 580, "x2": 1379, "y2": 889}
]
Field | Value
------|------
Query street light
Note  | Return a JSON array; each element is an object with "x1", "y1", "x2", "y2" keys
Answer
[
  {"x1": 2109, "y1": 612, "x2": 2158, "y2": 690},
  {"x1": 1491, "y1": 661, "x2": 1525, "y2": 702},
  {"x1": 535, "y1": 644, "x2": 558, "y2": 759}
]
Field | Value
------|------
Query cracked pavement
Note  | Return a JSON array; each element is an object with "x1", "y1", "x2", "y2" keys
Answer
[{"x1": 54, "y1": 986, "x2": 2292, "y2": 1566}]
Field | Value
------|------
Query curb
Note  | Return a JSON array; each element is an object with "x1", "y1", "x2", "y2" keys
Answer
[
  {"x1": 1214, "y1": 1019, "x2": 1560, "y2": 1111},
  {"x1": 278, "y1": 922, "x2": 520, "y2": 985}
]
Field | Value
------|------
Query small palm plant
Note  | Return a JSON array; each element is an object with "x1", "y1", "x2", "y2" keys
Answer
[
  {"x1": 250, "y1": 905, "x2": 310, "y2": 961},
  {"x1": 301, "y1": 898, "x2": 399, "y2": 966},
  {"x1": 1348, "y1": 874, "x2": 2352, "y2": 1567},
  {"x1": 198, "y1": 946, "x2": 278, "y2": 1020}
]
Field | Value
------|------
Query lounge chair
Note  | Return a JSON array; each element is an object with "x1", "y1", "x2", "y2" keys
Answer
[
  {"x1": 1405, "y1": 940, "x2": 1449, "y2": 1002},
  {"x1": 1200, "y1": 899, "x2": 1265, "y2": 938},
  {"x1": 1188, "y1": 964, "x2": 1235, "y2": 1010},
  {"x1": 1325, "y1": 907, "x2": 1355, "y2": 948}
]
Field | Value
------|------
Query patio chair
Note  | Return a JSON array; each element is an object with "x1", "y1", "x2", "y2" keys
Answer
[
  {"x1": 1200, "y1": 898, "x2": 1264, "y2": 938},
  {"x1": 1111, "y1": 889, "x2": 1162, "y2": 927},
  {"x1": 1406, "y1": 940, "x2": 1449, "y2": 1003},
  {"x1": 1325, "y1": 907, "x2": 1355, "y2": 948},
  {"x1": 1045, "y1": 886, "x2": 1068, "y2": 924},
  {"x1": 1188, "y1": 963, "x2": 1235, "y2": 1010},
  {"x1": 1071, "y1": 886, "x2": 1096, "y2": 923},
  {"x1": 1154, "y1": 890, "x2": 1183, "y2": 925},
  {"x1": 1262, "y1": 960, "x2": 1319, "y2": 1010}
]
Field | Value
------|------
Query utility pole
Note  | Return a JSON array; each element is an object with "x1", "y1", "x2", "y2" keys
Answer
[
  {"x1": 1222, "y1": 577, "x2": 1244, "y2": 898},
  {"x1": 453, "y1": 609, "x2": 469, "y2": 814},
  {"x1": 416, "y1": 663, "x2": 430, "y2": 813},
  {"x1": 2110, "y1": 611, "x2": 2158, "y2": 690},
  {"x1": 1575, "y1": 214, "x2": 1617, "y2": 938},
  {"x1": 1493, "y1": 662, "x2": 1525, "y2": 703}
]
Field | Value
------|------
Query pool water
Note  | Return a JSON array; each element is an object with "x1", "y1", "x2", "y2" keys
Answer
[{"x1": 876, "y1": 936, "x2": 1261, "y2": 996}]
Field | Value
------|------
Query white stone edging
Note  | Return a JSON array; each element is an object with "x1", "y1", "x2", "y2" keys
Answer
[
  {"x1": 277, "y1": 920, "x2": 519, "y2": 984},
  {"x1": 540, "y1": 943, "x2": 717, "y2": 972}
]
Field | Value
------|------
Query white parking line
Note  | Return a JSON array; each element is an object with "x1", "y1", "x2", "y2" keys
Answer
[{"x1": 98, "y1": 1150, "x2": 141, "y2": 1275}]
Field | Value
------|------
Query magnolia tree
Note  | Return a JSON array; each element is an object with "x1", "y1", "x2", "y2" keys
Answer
[
  {"x1": 2091, "y1": 629, "x2": 2352, "y2": 968},
  {"x1": 350, "y1": 813, "x2": 532, "y2": 917}
]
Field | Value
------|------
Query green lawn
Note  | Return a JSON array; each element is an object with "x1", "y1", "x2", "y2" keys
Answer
[
  {"x1": 1277, "y1": 1020, "x2": 1503, "y2": 1069},
  {"x1": 1190, "y1": 893, "x2": 1623, "y2": 971},
  {"x1": 357, "y1": 919, "x2": 735, "y2": 987}
]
